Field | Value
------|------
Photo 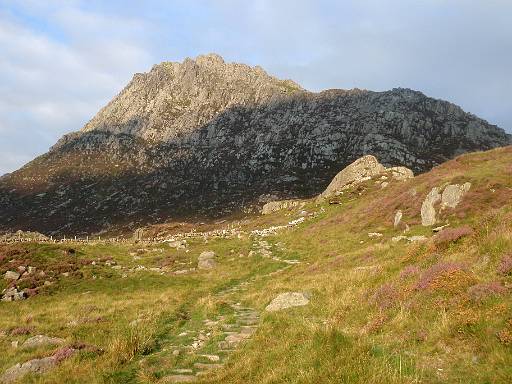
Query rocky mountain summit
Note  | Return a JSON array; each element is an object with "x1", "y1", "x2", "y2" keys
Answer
[{"x1": 0, "y1": 53, "x2": 510, "y2": 235}]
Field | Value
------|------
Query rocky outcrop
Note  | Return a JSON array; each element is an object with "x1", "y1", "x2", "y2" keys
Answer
[
  {"x1": 0, "y1": 54, "x2": 508, "y2": 235},
  {"x1": 261, "y1": 200, "x2": 303, "y2": 215},
  {"x1": 317, "y1": 155, "x2": 385, "y2": 200},
  {"x1": 441, "y1": 183, "x2": 471, "y2": 209},
  {"x1": 317, "y1": 155, "x2": 413, "y2": 201},
  {"x1": 421, "y1": 187, "x2": 442, "y2": 226},
  {"x1": 1, "y1": 357, "x2": 57, "y2": 383},
  {"x1": 421, "y1": 183, "x2": 471, "y2": 226},
  {"x1": 1, "y1": 287, "x2": 25, "y2": 302}
]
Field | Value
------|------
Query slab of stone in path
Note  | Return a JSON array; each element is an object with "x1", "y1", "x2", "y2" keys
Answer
[
  {"x1": 162, "y1": 374, "x2": 197, "y2": 383},
  {"x1": 199, "y1": 354, "x2": 220, "y2": 362},
  {"x1": 194, "y1": 363, "x2": 223, "y2": 370}
]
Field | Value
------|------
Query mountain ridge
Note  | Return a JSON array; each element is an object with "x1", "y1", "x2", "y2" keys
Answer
[{"x1": 0, "y1": 53, "x2": 510, "y2": 235}]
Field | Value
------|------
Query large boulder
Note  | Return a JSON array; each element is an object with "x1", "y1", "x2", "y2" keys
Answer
[
  {"x1": 388, "y1": 166, "x2": 414, "y2": 181},
  {"x1": 265, "y1": 292, "x2": 311, "y2": 312},
  {"x1": 421, "y1": 187, "x2": 442, "y2": 226},
  {"x1": 0, "y1": 357, "x2": 57, "y2": 383},
  {"x1": 421, "y1": 183, "x2": 471, "y2": 226},
  {"x1": 441, "y1": 183, "x2": 471, "y2": 209},
  {"x1": 317, "y1": 155, "x2": 413, "y2": 201}
]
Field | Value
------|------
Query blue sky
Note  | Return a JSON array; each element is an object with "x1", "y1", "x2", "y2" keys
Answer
[{"x1": 1, "y1": 0, "x2": 511, "y2": 174}]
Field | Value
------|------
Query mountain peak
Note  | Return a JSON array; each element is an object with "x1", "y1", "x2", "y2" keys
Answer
[
  {"x1": 195, "y1": 52, "x2": 225, "y2": 65},
  {"x1": 80, "y1": 54, "x2": 303, "y2": 141}
]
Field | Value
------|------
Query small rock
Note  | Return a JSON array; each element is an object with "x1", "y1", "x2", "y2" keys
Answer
[
  {"x1": 200, "y1": 354, "x2": 220, "y2": 362},
  {"x1": 198, "y1": 251, "x2": 216, "y2": 270},
  {"x1": 433, "y1": 224, "x2": 450, "y2": 232},
  {"x1": 265, "y1": 292, "x2": 311, "y2": 312},
  {"x1": 21, "y1": 335, "x2": 65, "y2": 349},
  {"x1": 394, "y1": 210, "x2": 403, "y2": 228},
  {"x1": 4, "y1": 271, "x2": 20, "y2": 281},
  {"x1": 408, "y1": 235, "x2": 427, "y2": 242},
  {"x1": 392, "y1": 236, "x2": 408, "y2": 243}
]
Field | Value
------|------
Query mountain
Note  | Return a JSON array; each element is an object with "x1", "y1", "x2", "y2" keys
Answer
[{"x1": 0, "y1": 53, "x2": 510, "y2": 235}]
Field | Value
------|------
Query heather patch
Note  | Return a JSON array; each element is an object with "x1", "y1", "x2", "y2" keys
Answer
[
  {"x1": 416, "y1": 262, "x2": 475, "y2": 292},
  {"x1": 434, "y1": 226, "x2": 474, "y2": 247},
  {"x1": 400, "y1": 265, "x2": 421, "y2": 279},
  {"x1": 497, "y1": 254, "x2": 512, "y2": 276},
  {"x1": 370, "y1": 283, "x2": 401, "y2": 309},
  {"x1": 467, "y1": 281, "x2": 508, "y2": 302}
]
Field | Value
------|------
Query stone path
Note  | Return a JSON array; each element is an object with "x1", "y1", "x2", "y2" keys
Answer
[{"x1": 160, "y1": 240, "x2": 297, "y2": 382}]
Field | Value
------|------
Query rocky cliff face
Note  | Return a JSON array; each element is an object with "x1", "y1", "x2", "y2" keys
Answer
[{"x1": 0, "y1": 53, "x2": 510, "y2": 235}]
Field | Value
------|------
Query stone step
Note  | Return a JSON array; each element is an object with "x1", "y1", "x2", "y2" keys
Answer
[
  {"x1": 221, "y1": 324, "x2": 240, "y2": 331},
  {"x1": 174, "y1": 369, "x2": 193, "y2": 374},
  {"x1": 199, "y1": 354, "x2": 220, "y2": 362},
  {"x1": 194, "y1": 363, "x2": 223, "y2": 371},
  {"x1": 238, "y1": 319, "x2": 259, "y2": 325},
  {"x1": 162, "y1": 374, "x2": 197, "y2": 383}
]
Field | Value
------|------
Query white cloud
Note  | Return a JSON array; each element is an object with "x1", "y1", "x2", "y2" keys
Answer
[{"x1": 0, "y1": 4, "x2": 154, "y2": 174}]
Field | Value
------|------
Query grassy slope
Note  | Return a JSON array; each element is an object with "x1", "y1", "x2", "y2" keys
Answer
[{"x1": 0, "y1": 146, "x2": 511, "y2": 383}]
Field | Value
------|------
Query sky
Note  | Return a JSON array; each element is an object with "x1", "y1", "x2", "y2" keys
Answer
[{"x1": 0, "y1": 0, "x2": 511, "y2": 175}]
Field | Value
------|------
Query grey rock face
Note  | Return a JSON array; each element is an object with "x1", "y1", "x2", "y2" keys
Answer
[{"x1": 0, "y1": 54, "x2": 509, "y2": 235}]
